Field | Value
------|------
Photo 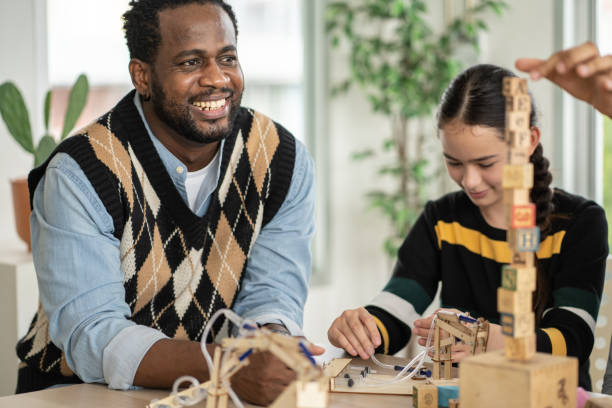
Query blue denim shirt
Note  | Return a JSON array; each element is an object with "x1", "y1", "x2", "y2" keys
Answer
[{"x1": 30, "y1": 93, "x2": 314, "y2": 389}]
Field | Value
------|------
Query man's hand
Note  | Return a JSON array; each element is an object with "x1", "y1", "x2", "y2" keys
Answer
[
  {"x1": 515, "y1": 41, "x2": 612, "y2": 118},
  {"x1": 327, "y1": 307, "x2": 381, "y2": 360},
  {"x1": 231, "y1": 351, "x2": 296, "y2": 406}
]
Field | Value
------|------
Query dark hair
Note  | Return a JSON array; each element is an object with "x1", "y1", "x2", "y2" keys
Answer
[
  {"x1": 122, "y1": 0, "x2": 238, "y2": 64},
  {"x1": 437, "y1": 64, "x2": 554, "y2": 323}
]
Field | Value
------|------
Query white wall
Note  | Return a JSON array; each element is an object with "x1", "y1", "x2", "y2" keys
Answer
[
  {"x1": 0, "y1": 0, "x2": 47, "y2": 246},
  {"x1": 303, "y1": 0, "x2": 558, "y2": 347}
]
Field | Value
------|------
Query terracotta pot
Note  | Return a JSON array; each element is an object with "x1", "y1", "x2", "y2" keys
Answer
[{"x1": 10, "y1": 177, "x2": 31, "y2": 252}]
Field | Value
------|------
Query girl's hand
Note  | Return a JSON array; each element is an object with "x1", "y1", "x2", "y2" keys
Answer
[
  {"x1": 413, "y1": 308, "x2": 463, "y2": 347},
  {"x1": 327, "y1": 307, "x2": 381, "y2": 360}
]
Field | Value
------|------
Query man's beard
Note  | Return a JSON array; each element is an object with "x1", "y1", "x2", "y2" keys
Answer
[{"x1": 150, "y1": 77, "x2": 242, "y2": 144}]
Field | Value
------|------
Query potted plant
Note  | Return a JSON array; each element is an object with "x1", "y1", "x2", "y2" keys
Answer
[
  {"x1": 0, "y1": 74, "x2": 89, "y2": 250},
  {"x1": 326, "y1": 0, "x2": 507, "y2": 258}
]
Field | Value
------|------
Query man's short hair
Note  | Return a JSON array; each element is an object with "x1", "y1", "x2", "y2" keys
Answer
[{"x1": 122, "y1": 0, "x2": 238, "y2": 64}]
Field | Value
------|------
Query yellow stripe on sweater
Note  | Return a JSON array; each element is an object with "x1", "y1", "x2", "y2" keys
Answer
[
  {"x1": 372, "y1": 316, "x2": 390, "y2": 355},
  {"x1": 434, "y1": 221, "x2": 566, "y2": 263},
  {"x1": 542, "y1": 327, "x2": 567, "y2": 356}
]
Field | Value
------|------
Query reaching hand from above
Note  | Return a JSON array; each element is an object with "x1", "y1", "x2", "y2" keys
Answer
[{"x1": 515, "y1": 41, "x2": 612, "y2": 118}]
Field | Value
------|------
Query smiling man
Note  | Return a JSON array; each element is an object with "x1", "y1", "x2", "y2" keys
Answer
[{"x1": 16, "y1": 1, "x2": 320, "y2": 405}]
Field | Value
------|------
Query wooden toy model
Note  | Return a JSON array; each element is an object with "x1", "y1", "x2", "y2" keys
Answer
[
  {"x1": 432, "y1": 312, "x2": 489, "y2": 380},
  {"x1": 147, "y1": 323, "x2": 327, "y2": 408}
]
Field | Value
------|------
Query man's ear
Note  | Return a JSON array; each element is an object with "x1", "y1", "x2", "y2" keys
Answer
[
  {"x1": 528, "y1": 126, "x2": 541, "y2": 156},
  {"x1": 129, "y1": 59, "x2": 151, "y2": 100}
]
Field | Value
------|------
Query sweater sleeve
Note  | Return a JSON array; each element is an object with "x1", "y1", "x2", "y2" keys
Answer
[
  {"x1": 536, "y1": 203, "x2": 608, "y2": 368},
  {"x1": 366, "y1": 202, "x2": 442, "y2": 354}
]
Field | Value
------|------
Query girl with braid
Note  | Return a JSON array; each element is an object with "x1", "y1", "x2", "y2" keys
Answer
[{"x1": 327, "y1": 64, "x2": 608, "y2": 390}]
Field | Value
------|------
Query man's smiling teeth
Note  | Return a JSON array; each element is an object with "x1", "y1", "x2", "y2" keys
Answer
[{"x1": 193, "y1": 99, "x2": 226, "y2": 110}]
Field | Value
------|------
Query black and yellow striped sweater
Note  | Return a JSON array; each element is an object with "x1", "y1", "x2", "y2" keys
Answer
[{"x1": 366, "y1": 189, "x2": 607, "y2": 390}]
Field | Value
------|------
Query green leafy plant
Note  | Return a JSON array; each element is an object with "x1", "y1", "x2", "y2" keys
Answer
[
  {"x1": 326, "y1": 0, "x2": 507, "y2": 258},
  {"x1": 0, "y1": 74, "x2": 89, "y2": 167}
]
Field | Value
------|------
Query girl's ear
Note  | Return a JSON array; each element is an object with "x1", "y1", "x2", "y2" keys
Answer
[{"x1": 528, "y1": 126, "x2": 541, "y2": 156}]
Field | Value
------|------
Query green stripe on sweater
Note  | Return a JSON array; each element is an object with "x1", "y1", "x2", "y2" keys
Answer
[
  {"x1": 383, "y1": 277, "x2": 432, "y2": 315},
  {"x1": 553, "y1": 287, "x2": 601, "y2": 319}
]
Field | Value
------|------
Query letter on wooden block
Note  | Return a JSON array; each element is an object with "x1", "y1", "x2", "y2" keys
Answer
[
  {"x1": 506, "y1": 112, "x2": 531, "y2": 131},
  {"x1": 505, "y1": 129, "x2": 531, "y2": 149},
  {"x1": 510, "y1": 204, "x2": 536, "y2": 229},
  {"x1": 502, "y1": 164, "x2": 533, "y2": 189},
  {"x1": 413, "y1": 384, "x2": 438, "y2": 408},
  {"x1": 500, "y1": 312, "x2": 534, "y2": 337},
  {"x1": 511, "y1": 251, "x2": 535, "y2": 267},
  {"x1": 505, "y1": 94, "x2": 532, "y2": 112},
  {"x1": 505, "y1": 334, "x2": 536, "y2": 361},
  {"x1": 503, "y1": 77, "x2": 528, "y2": 96},
  {"x1": 459, "y1": 351, "x2": 577, "y2": 408},
  {"x1": 501, "y1": 265, "x2": 536, "y2": 292},
  {"x1": 498, "y1": 287, "x2": 532, "y2": 315},
  {"x1": 508, "y1": 227, "x2": 540, "y2": 252}
]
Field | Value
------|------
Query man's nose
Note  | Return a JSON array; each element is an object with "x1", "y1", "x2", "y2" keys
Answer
[{"x1": 199, "y1": 61, "x2": 230, "y2": 88}]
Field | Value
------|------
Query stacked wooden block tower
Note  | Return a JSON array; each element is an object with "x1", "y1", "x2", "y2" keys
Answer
[
  {"x1": 498, "y1": 76, "x2": 538, "y2": 361},
  {"x1": 459, "y1": 77, "x2": 577, "y2": 408}
]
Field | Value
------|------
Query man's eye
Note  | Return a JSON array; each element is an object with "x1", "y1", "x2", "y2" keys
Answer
[
  {"x1": 479, "y1": 162, "x2": 495, "y2": 168},
  {"x1": 446, "y1": 161, "x2": 462, "y2": 167},
  {"x1": 181, "y1": 58, "x2": 200, "y2": 66},
  {"x1": 220, "y1": 55, "x2": 237, "y2": 65}
]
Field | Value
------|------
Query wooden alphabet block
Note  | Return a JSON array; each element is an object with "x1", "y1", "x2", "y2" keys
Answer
[
  {"x1": 502, "y1": 77, "x2": 528, "y2": 96},
  {"x1": 506, "y1": 111, "x2": 531, "y2": 131},
  {"x1": 459, "y1": 351, "x2": 577, "y2": 408},
  {"x1": 505, "y1": 129, "x2": 531, "y2": 149},
  {"x1": 503, "y1": 188, "x2": 530, "y2": 206},
  {"x1": 511, "y1": 251, "x2": 535, "y2": 267},
  {"x1": 501, "y1": 265, "x2": 536, "y2": 292},
  {"x1": 505, "y1": 334, "x2": 536, "y2": 361},
  {"x1": 498, "y1": 287, "x2": 532, "y2": 315},
  {"x1": 500, "y1": 312, "x2": 534, "y2": 337},
  {"x1": 413, "y1": 384, "x2": 438, "y2": 408},
  {"x1": 507, "y1": 149, "x2": 530, "y2": 165},
  {"x1": 505, "y1": 94, "x2": 532, "y2": 112},
  {"x1": 508, "y1": 203, "x2": 536, "y2": 229},
  {"x1": 502, "y1": 164, "x2": 533, "y2": 189},
  {"x1": 507, "y1": 227, "x2": 540, "y2": 252}
]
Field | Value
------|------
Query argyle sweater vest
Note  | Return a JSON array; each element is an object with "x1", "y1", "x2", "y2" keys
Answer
[{"x1": 16, "y1": 91, "x2": 296, "y2": 389}]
